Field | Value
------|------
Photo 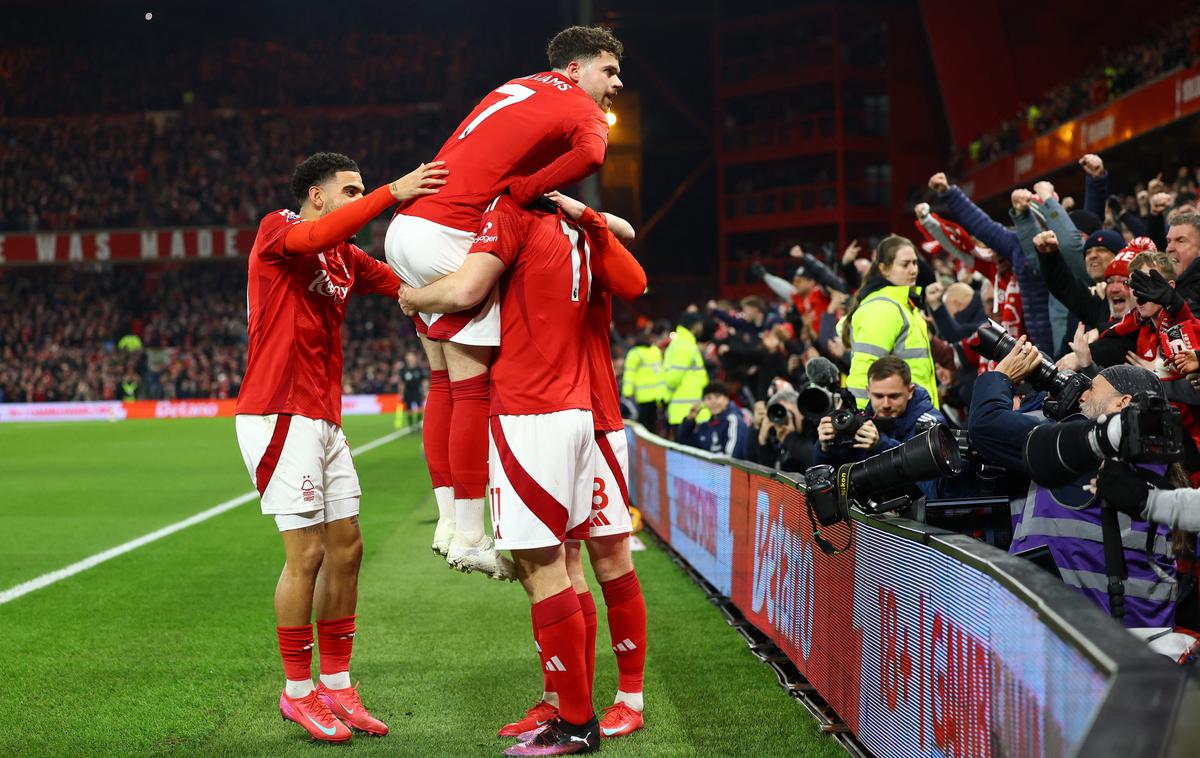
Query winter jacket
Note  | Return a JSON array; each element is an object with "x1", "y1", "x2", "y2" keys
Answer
[
  {"x1": 677, "y1": 405, "x2": 750, "y2": 459},
  {"x1": 940, "y1": 186, "x2": 1054, "y2": 352}
]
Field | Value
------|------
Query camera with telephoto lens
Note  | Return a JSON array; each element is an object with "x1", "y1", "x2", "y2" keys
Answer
[
  {"x1": 766, "y1": 388, "x2": 799, "y2": 426},
  {"x1": 1022, "y1": 393, "x2": 1184, "y2": 487},
  {"x1": 804, "y1": 424, "x2": 964, "y2": 526},
  {"x1": 972, "y1": 320, "x2": 1092, "y2": 419},
  {"x1": 796, "y1": 356, "x2": 849, "y2": 422}
]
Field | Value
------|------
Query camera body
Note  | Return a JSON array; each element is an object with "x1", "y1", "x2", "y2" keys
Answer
[
  {"x1": 829, "y1": 407, "x2": 866, "y2": 446},
  {"x1": 973, "y1": 320, "x2": 1091, "y2": 420},
  {"x1": 1023, "y1": 392, "x2": 1185, "y2": 487}
]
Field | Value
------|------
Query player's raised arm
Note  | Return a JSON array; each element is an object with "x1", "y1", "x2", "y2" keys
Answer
[
  {"x1": 398, "y1": 254, "x2": 505, "y2": 314},
  {"x1": 284, "y1": 162, "x2": 448, "y2": 255},
  {"x1": 547, "y1": 191, "x2": 645, "y2": 300},
  {"x1": 507, "y1": 131, "x2": 607, "y2": 206}
]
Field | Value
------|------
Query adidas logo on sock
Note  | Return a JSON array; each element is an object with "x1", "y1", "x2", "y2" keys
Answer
[
  {"x1": 545, "y1": 656, "x2": 567, "y2": 672},
  {"x1": 612, "y1": 638, "x2": 637, "y2": 652}
]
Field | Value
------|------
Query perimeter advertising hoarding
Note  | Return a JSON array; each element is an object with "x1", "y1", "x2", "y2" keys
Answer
[
  {"x1": 0, "y1": 395, "x2": 400, "y2": 423},
  {"x1": 626, "y1": 426, "x2": 1114, "y2": 758}
]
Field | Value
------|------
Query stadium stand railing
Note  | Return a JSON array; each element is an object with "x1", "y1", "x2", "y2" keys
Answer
[{"x1": 624, "y1": 421, "x2": 1198, "y2": 758}]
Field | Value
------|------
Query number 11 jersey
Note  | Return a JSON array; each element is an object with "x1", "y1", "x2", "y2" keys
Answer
[
  {"x1": 403, "y1": 72, "x2": 609, "y2": 234},
  {"x1": 468, "y1": 195, "x2": 592, "y2": 417}
]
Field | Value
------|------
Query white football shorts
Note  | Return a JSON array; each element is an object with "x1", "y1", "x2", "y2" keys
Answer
[
  {"x1": 235, "y1": 414, "x2": 362, "y2": 530},
  {"x1": 384, "y1": 212, "x2": 500, "y2": 346},
  {"x1": 581, "y1": 428, "x2": 634, "y2": 539},
  {"x1": 487, "y1": 409, "x2": 596, "y2": 550}
]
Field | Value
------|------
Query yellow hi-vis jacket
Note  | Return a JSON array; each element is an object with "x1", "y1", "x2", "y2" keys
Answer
[
  {"x1": 622, "y1": 344, "x2": 667, "y2": 403},
  {"x1": 662, "y1": 326, "x2": 710, "y2": 425},
  {"x1": 845, "y1": 285, "x2": 939, "y2": 410}
]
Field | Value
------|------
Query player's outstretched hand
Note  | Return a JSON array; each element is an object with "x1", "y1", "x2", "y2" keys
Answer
[
  {"x1": 545, "y1": 190, "x2": 587, "y2": 221},
  {"x1": 397, "y1": 283, "x2": 418, "y2": 316},
  {"x1": 390, "y1": 161, "x2": 449, "y2": 202}
]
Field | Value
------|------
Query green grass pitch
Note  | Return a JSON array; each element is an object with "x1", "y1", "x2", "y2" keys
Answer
[{"x1": 0, "y1": 415, "x2": 844, "y2": 757}]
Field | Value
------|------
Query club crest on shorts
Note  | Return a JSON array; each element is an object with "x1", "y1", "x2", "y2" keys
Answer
[{"x1": 301, "y1": 476, "x2": 316, "y2": 503}]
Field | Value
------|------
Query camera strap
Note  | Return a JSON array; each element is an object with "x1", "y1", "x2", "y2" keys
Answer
[
  {"x1": 1098, "y1": 500, "x2": 1128, "y2": 622},
  {"x1": 808, "y1": 465, "x2": 854, "y2": 556}
]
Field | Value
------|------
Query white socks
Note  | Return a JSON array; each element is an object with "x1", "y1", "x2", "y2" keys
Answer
[
  {"x1": 285, "y1": 679, "x2": 314, "y2": 698},
  {"x1": 320, "y1": 671, "x2": 351, "y2": 690},
  {"x1": 615, "y1": 690, "x2": 644, "y2": 712},
  {"x1": 434, "y1": 486, "x2": 454, "y2": 523},
  {"x1": 455, "y1": 497, "x2": 485, "y2": 538}
]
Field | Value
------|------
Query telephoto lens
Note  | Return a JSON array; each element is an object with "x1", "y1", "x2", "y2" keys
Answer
[
  {"x1": 847, "y1": 424, "x2": 964, "y2": 497},
  {"x1": 972, "y1": 320, "x2": 1091, "y2": 418}
]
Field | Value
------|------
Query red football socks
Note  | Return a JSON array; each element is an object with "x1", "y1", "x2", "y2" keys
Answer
[
  {"x1": 600, "y1": 570, "x2": 647, "y2": 693},
  {"x1": 277, "y1": 624, "x2": 314, "y2": 682},
  {"x1": 424, "y1": 370, "x2": 453, "y2": 489},
  {"x1": 578, "y1": 590, "x2": 598, "y2": 689},
  {"x1": 316, "y1": 615, "x2": 356, "y2": 676},
  {"x1": 532, "y1": 587, "x2": 593, "y2": 725},
  {"x1": 532, "y1": 608, "x2": 555, "y2": 695},
  {"x1": 449, "y1": 372, "x2": 490, "y2": 500}
]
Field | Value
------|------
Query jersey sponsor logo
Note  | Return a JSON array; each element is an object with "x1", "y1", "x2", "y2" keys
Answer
[
  {"x1": 473, "y1": 221, "x2": 497, "y2": 246},
  {"x1": 521, "y1": 73, "x2": 571, "y2": 92},
  {"x1": 308, "y1": 268, "x2": 349, "y2": 303}
]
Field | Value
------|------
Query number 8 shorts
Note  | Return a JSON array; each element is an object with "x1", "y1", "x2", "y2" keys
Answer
[
  {"x1": 582, "y1": 428, "x2": 634, "y2": 540},
  {"x1": 384, "y1": 212, "x2": 500, "y2": 346},
  {"x1": 487, "y1": 409, "x2": 596, "y2": 550}
]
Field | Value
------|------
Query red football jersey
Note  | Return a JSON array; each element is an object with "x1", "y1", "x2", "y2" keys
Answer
[
  {"x1": 237, "y1": 209, "x2": 401, "y2": 426},
  {"x1": 468, "y1": 196, "x2": 592, "y2": 416},
  {"x1": 405, "y1": 72, "x2": 609, "y2": 233},
  {"x1": 585, "y1": 291, "x2": 623, "y2": 432}
]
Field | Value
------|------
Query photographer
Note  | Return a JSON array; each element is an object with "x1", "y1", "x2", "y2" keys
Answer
[
  {"x1": 968, "y1": 348, "x2": 1178, "y2": 626},
  {"x1": 748, "y1": 386, "x2": 816, "y2": 472},
  {"x1": 677, "y1": 382, "x2": 749, "y2": 459},
  {"x1": 815, "y1": 357, "x2": 946, "y2": 499}
]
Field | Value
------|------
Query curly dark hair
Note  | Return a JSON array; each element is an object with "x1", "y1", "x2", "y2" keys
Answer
[
  {"x1": 290, "y1": 152, "x2": 360, "y2": 204},
  {"x1": 546, "y1": 25, "x2": 624, "y2": 69}
]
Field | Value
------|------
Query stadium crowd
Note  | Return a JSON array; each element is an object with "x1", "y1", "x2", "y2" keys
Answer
[
  {"x1": 0, "y1": 108, "x2": 453, "y2": 232},
  {"x1": 955, "y1": 8, "x2": 1200, "y2": 168},
  {"x1": 627, "y1": 151, "x2": 1200, "y2": 640},
  {"x1": 0, "y1": 262, "x2": 427, "y2": 404}
]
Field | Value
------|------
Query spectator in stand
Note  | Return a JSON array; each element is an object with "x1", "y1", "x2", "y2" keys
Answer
[
  {"x1": 677, "y1": 382, "x2": 749, "y2": 459},
  {"x1": 1168, "y1": 212, "x2": 1200, "y2": 313},
  {"x1": 928, "y1": 172, "x2": 1055, "y2": 354}
]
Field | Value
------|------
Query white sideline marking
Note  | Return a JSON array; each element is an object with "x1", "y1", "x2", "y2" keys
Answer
[{"x1": 0, "y1": 426, "x2": 417, "y2": 606}]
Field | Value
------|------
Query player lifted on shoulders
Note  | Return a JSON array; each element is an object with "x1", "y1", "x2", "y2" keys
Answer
[
  {"x1": 497, "y1": 192, "x2": 648, "y2": 744},
  {"x1": 385, "y1": 25, "x2": 623, "y2": 580},
  {"x1": 235, "y1": 152, "x2": 446, "y2": 743},
  {"x1": 400, "y1": 192, "x2": 613, "y2": 755}
]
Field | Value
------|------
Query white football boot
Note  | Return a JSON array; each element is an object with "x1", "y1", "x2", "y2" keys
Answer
[
  {"x1": 432, "y1": 518, "x2": 456, "y2": 556},
  {"x1": 446, "y1": 532, "x2": 516, "y2": 581}
]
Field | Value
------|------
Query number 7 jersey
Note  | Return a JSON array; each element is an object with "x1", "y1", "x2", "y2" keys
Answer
[
  {"x1": 403, "y1": 72, "x2": 609, "y2": 233},
  {"x1": 468, "y1": 195, "x2": 593, "y2": 416}
]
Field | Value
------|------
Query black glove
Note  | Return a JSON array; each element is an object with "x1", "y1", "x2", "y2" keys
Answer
[
  {"x1": 749, "y1": 262, "x2": 768, "y2": 280},
  {"x1": 1106, "y1": 195, "x2": 1124, "y2": 218},
  {"x1": 1130, "y1": 268, "x2": 1185, "y2": 312},
  {"x1": 1096, "y1": 461, "x2": 1150, "y2": 518}
]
